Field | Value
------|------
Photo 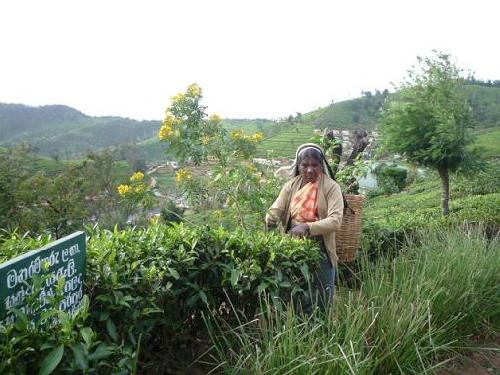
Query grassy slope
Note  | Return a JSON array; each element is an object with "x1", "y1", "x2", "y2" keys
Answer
[
  {"x1": 303, "y1": 95, "x2": 382, "y2": 130},
  {"x1": 464, "y1": 84, "x2": 500, "y2": 128},
  {"x1": 25, "y1": 155, "x2": 132, "y2": 181},
  {"x1": 223, "y1": 119, "x2": 275, "y2": 134},
  {"x1": 364, "y1": 164, "x2": 500, "y2": 231},
  {"x1": 257, "y1": 123, "x2": 316, "y2": 158},
  {"x1": 301, "y1": 84, "x2": 500, "y2": 131},
  {"x1": 475, "y1": 128, "x2": 500, "y2": 158}
]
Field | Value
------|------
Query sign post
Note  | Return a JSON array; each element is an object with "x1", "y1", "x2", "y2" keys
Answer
[{"x1": 0, "y1": 231, "x2": 86, "y2": 327}]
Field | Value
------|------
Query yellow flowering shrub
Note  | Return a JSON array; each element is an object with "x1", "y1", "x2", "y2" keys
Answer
[
  {"x1": 251, "y1": 132, "x2": 264, "y2": 142},
  {"x1": 171, "y1": 93, "x2": 185, "y2": 104},
  {"x1": 118, "y1": 184, "x2": 132, "y2": 196},
  {"x1": 176, "y1": 168, "x2": 193, "y2": 183},
  {"x1": 159, "y1": 124, "x2": 173, "y2": 140},
  {"x1": 187, "y1": 83, "x2": 202, "y2": 97},
  {"x1": 158, "y1": 113, "x2": 180, "y2": 141},
  {"x1": 230, "y1": 130, "x2": 263, "y2": 143},
  {"x1": 130, "y1": 171, "x2": 145, "y2": 182},
  {"x1": 230, "y1": 129, "x2": 245, "y2": 141}
]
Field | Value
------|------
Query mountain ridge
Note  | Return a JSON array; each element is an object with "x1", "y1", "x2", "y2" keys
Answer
[{"x1": 1, "y1": 83, "x2": 498, "y2": 160}]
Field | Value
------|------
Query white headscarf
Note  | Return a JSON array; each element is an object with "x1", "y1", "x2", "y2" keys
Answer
[{"x1": 274, "y1": 143, "x2": 332, "y2": 179}]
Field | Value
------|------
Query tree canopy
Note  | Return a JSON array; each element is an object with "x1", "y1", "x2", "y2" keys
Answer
[{"x1": 380, "y1": 52, "x2": 475, "y2": 215}]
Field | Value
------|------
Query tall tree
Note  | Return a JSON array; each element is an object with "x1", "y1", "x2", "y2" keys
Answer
[{"x1": 380, "y1": 52, "x2": 474, "y2": 215}]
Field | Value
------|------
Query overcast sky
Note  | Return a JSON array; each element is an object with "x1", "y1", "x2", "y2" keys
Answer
[{"x1": 0, "y1": 0, "x2": 498, "y2": 120}]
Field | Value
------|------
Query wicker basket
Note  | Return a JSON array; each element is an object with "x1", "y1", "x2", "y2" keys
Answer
[{"x1": 335, "y1": 194, "x2": 365, "y2": 262}]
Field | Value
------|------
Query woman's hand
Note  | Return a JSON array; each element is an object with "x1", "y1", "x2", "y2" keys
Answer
[{"x1": 289, "y1": 224, "x2": 310, "y2": 237}]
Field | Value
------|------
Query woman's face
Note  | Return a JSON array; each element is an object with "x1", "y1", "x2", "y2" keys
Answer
[{"x1": 299, "y1": 157, "x2": 322, "y2": 183}]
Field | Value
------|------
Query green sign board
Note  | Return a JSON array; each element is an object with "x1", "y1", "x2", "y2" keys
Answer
[{"x1": 0, "y1": 231, "x2": 86, "y2": 327}]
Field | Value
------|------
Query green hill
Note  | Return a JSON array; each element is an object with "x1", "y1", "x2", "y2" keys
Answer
[
  {"x1": 257, "y1": 83, "x2": 500, "y2": 158},
  {"x1": 475, "y1": 128, "x2": 500, "y2": 159},
  {"x1": 0, "y1": 103, "x2": 161, "y2": 159},
  {"x1": 301, "y1": 84, "x2": 500, "y2": 131},
  {"x1": 303, "y1": 91, "x2": 387, "y2": 130},
  {"x1": 464, "y1": 84, "x2": 500, "y2": 129},
  {"x1": 223, "y1": 118, "x2": 276, "y2": 133},
  {"x1": 1, "y1": 83, "x2": 498, "y2": 162},
  {"x1": 257, "y1": 124, "x2": 317, "y2": 158}
]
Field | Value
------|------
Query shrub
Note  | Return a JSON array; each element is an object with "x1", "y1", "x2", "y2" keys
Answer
[
  {"x1": 0, "y1": 224, "x2": 321, "y2": 373},
  {"x1": 362, "y1": 166, "x2": 500, "y2": 259},
  {"x1": 373, "y1": 163, "x2": 408, "y2": 194}
]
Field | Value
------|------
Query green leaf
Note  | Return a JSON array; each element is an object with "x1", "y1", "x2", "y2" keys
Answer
[
  {"x1": 39, "y1": 344, "x2": 64, "y2": 375},
  {"x1": 80, "y1": 327, "x2": 94, "y2": 347},
  {"x1": 300, "y1": 264, "x2": 310, "y2": 280},
  {"x1": 199, "y1": 290, "x2": 208, "y2": 304},
  {"x1": 88, "y1": 343, "x2": 114, "y2": 361},
  {"x1": 168, "y1": 267, "x2": 180, "y2": 280},
  {"x1": 70, "y1": 343, "x2": 89, "y2": 370},
  {"x1": 230, "y1": 268, "x2": 241, "y2": 287},
  {"x1": 186, "y1": 293, "x2": 199, "y2": 307},
  {"x1": 257, "y1": 281, "x2": 268, "y2": 294},
  {"x1": 106, "y1": 319, "x2": 119, "y2": 343}
]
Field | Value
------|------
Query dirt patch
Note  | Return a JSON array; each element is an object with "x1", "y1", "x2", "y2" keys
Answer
[{"x1": 438, "y1": 341, "x2": 500, "y2": 375}]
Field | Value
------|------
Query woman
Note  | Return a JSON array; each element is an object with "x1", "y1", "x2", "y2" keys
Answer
[{"x1": 265, "y1": 143, "x2": 344, "y2": 307}]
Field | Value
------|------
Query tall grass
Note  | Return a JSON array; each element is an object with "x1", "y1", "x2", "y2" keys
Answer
[{"x1": 206, "y1": 227, "x2": 500, "y2": 374}]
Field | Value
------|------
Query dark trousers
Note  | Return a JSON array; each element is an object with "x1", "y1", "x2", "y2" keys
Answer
[{"x1": 303, "y1": 238, "x2": 336, "y2": 312}]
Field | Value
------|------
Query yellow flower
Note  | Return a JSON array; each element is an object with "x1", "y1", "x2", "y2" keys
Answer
[
  {"x1": 175, "y1": 168, "x2": 193, "y2": 183},
  {"x1": 130, "y1": 171, "x2": 145, "y2": 182},
  {"x1": 159, "y1": 113, "x2": 181, "y2": 140},
  {"x1": 118, "y1": 184, "x2": 131, "y2": 196},
  {"x1": 230, "y1": 129, "x2": 245, "y2": 140},
  {"x1": 171, "y1": 93, "x2": 185, "y2": 103},
  {"x1": 164, "y1": 113, "x2": 177, "y2": 128},
  {"x1": 252, "y1": 132, "x2": 264, "y2": 142},
  {"x1": 187, "y1": 83, "x2": 202, "y2": 97},
  {"x1": 159, "y1": 124, "x2": 173, "y2": 140},
  {"x1": 201, "y1": 136, "x2": 211, "y2": 145}
]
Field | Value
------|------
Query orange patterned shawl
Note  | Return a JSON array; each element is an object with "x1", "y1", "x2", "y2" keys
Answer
[{"x1": 290, "y1": 181, "x2": 319, "y2": 223}]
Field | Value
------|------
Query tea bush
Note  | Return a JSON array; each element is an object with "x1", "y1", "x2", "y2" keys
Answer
[
  {"x1": 362, "y1": 163, "x2": 500, "y2": 258},
  {"x1": 373, "y1": 163, "x2": 408, "y2": 194},
  {"x1": 0, "y1": 223, "x2": 321, "y2": 373}
]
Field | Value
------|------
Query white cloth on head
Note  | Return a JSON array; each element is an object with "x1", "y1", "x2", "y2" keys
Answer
[{"x1": 286, "y1": 143, "x2": 331, "y2": 179}]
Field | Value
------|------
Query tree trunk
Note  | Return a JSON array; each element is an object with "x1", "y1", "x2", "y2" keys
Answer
[{"x1": 438, "y1": 167, "x2": 450, "y2": 216}]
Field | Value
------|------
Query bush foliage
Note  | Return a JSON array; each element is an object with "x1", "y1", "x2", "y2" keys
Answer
[{"x1": 0, "y1": 224, "x2": 320, "y2": 374}]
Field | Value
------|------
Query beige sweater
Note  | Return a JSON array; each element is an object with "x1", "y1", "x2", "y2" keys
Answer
[{"x1": 265, "y1": 173, "x2": 344, "y2": 265}]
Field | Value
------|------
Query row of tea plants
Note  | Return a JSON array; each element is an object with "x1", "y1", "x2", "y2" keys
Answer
[{"x1": 0, "y1": 223, "x2": 321, "y2": 374}]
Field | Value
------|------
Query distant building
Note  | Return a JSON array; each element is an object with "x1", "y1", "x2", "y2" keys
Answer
[{"x1": 166, "y1": 161, "x2": 179, "y2": 168}]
